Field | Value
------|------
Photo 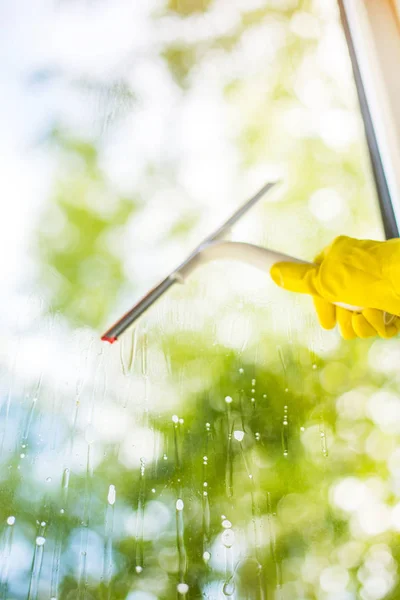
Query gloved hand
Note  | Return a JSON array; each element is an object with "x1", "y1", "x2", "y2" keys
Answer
[{"x1": 270, "y1": 235, "x2": 400, "y2": 339}]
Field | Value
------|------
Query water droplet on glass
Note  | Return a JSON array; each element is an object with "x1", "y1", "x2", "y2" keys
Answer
[
  {"x1": 300, "y1": 426, "x2": 305, "y2": 432},
  {"x1": 60, "y1": 509, "x2": 65, "y2": 514},
  {"x1": 85, "y1": 424, "x2": 96, "y2": 444},
  {"x1": 203, "y1": 456, "x2": 208, "y2": 461},
  {"x1": 282, "y1": 405, "x2": 289, "y2": 456},
  {"x1": 203, "y1": 551, "x2": 211, "y2": 562},
  {"x1": 179, "y1": 418, "x2": 184, "y2": 424},
  {"x1": 263, "y1": 394, "x2": 267, "y2": 399},
  {"x1": 251, "y1": 379, "x2": 256, "y2": 386},
  {"x1": 221, "y1": 529, "x2": 235, "y2": 548},
  {"x1": 172, "y1": 415, "x2": 179, "y2": 423},
  {"x1": 320, "y1": 424, "x2": 328, "y2": 457},
  {"x1": 163, "y1": 454, "x2": 168, "y2": 461},
  {"x1": 135, "y1": 565, "x2": 143, "y2": 574},
  {"x1": 223, "y1": 580, "x2": 235, "y2": 596},
  {"x1": 203, "y1": 482, "x2": 208, "y2": 487},
  {"x1": 251, "y1": 398, "x2": 255, "y2": 403},
  {"x1": 177, "y1": 583, "x2": 189, "y2": 595},
  {"x1": 7, "y1": 516, "x2": 15, "y2": 526},
  {"x1": 62, "y1": 467, "x2": 70, "y2": 489},
  {"x1": 205, "y1": 422, "x2": 211, "y2": 430},
  {"x1": 20, "y1": 453, "x2": 25, "y2": 458},
  {"x1": 46, "y1": 477, "x2": 52, "y2": 483},
  {"x1": 255, "y1": 432, "x2": 260, "y2": 441},
  {"x1": 225, "y1": 396, "x2": 233, "y2": 404},
  {"x1": 40, "y1": 521, "x2": 46, "y2": 527},
  {"x1": 203, "y1": 491, "x2": 208, "y2": 496},
  {"x1": 233, "y1": 430, "x2": 245, "y2": 442},
  {"x1": 151, "y1": 488, "x2": 156, "y2": 493},
  {"x1": 239, "y1": 368, "x2": 244, "y2": 374},
  {"x1": 107, "y1": 484, "x2": 116, "y2": 505},
  {"x1": 312, "y1": 363, "x2": 317, "y2": 369},
  {"x1": 36, "y1": 536, "x2": 46, "y2": 546},
  {"x1": 251, "y1": 388, "x2": 255, "y2": 394},
  {"x1": 176, "y1": 499, "x2": 184, "y2": 511},
  {"x1": 222, "y1": 519, "x2": 232, "y2": 529}
]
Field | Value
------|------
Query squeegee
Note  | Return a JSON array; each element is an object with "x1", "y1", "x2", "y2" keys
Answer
[{"x1": 101, "y1": 181, "x2": 375, "y2": 343}]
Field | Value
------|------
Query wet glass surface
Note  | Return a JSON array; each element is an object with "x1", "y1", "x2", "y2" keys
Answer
[{"x1": 1, "y1": 1, "x2": 397, "y2": 599}]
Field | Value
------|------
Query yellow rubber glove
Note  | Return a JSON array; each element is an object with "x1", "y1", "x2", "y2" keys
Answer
[{"x1": 270, "y1": 235, "x2": 400, "y2": 340}]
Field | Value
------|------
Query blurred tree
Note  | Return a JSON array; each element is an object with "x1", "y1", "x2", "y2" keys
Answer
[
  {"x1": 3, "y1": 331, "x2": 400, "y2": 598},
  {"x1": 167, "y1": 0, "x2": 214, "y2": 15},
  {"x1": 37, "y1": 131, "x2": 137, "y2": 329}
]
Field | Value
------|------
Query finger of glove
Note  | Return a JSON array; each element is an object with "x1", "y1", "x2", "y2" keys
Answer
[
  {"x1": 352, "y1": 312, "x2": 378, "y2": 338},
  {"x1": 336, "y1": 307, "x2": 357, "y2": 340},
  {"x1": 270, "y1": 262, "x2": 319, "y2": 295},
  {"x1": 362, "y1": 308, "x2": 398, "y2": 339},
  {"x1": 313, "y1": 296, "x2": 336, "y2": 329},
  {"x1": 383, "y1": 313, "x2": 400, "y2": 333}
]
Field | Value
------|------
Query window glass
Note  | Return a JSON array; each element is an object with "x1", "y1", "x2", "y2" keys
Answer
[{"x1": 1, "y1": 1, "x2": 395, "y2": 599}]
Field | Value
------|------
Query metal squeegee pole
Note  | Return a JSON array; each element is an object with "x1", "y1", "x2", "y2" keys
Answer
[{"x1": 101, "y1": 181, "x2": 278, "y2": 342}]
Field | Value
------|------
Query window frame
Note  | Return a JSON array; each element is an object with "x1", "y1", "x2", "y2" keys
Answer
[{"x1": 339, "y1": 0, "x2": 400, "y2": 239}]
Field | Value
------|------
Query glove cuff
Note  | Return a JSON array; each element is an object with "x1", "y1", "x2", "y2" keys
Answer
[{"x1": 386, "y1": 239, "x2": 400, "y2": 299}]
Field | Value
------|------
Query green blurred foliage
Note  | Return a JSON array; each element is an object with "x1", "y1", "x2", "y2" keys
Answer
[
  {"x1": 37, "y1": 132, "x2": 137, "y2": 328},
  {"x1": 162, "y1": 46, "x2": 199, "y2": 87},
  {"x1": 167, "y1": 0, "x2": 214, "y2": 16},
  {"x1": 3, "y1": 332, "x2": 400, "y2": 598}
]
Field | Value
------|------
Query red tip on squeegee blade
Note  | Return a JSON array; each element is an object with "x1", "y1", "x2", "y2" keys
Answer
[{"x1": 101, "y1": 335, "x2": 118, "y2": 344}]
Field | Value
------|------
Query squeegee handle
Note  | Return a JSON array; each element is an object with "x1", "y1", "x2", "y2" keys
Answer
[
  {"x1": 247, "y1": 246, "x2": 363, "y2": 313},
  {"x1": 178, "y1": 241, "x2": 366, "y2": 312}
]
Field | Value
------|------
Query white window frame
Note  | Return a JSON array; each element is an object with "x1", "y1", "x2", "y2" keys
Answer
[{"x1": 339, "y1": 0, "x2": 400, "y2": 238}]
